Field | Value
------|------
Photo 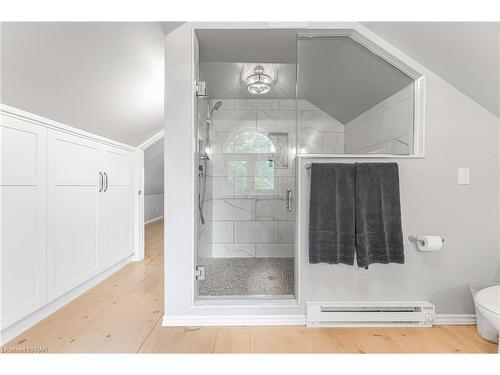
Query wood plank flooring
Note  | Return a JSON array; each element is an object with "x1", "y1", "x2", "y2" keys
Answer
[{"x1": 2, "y1": 218, "x2": 497, "y2": 353}]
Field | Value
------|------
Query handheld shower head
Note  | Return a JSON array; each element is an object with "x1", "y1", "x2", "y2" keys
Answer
[{"x1": 207, "y1": 101, "x2": 223, "y2": 121}]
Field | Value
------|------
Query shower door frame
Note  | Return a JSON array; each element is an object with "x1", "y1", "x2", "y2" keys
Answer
[{"x1": 191, "y1": 27, "x2": 302, "y2": 308}]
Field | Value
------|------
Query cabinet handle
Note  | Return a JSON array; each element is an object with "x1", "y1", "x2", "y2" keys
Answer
[
  {"x1": 104, "y1": 172, "x2": 108, "y2": 192},
  {"x1": 99, "y1": 172, "x2": 103, "y2": 192}
]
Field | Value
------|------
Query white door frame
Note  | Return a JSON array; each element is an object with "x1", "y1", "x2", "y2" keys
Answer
[{"x1": 133, "y1": 130, "x2": 165, "y2": 262}]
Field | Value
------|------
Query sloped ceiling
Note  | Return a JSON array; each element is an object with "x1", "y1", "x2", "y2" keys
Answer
[
  {"x1": 362, "y1": 22, "x2": 500, "y2": 118},
  {"x1": 160, "y1": 22, "x2": 185, "y2": 36},
  {"x1": 2, "y1": 22, "x2": 497, "y2": 148},
  {"x1": 1, "y1": 22, "x2": 166, "y2": 146}
]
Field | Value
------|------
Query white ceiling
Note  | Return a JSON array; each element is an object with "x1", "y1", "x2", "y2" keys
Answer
[
  {"x1": 1, "y1": 22, "x2": 165, "y2": 145},
  {"x1": 362, "y1": 22, "x2": 500, "y2": 118}
]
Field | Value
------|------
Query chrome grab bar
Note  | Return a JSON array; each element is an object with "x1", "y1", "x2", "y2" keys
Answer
[{"x1": 286, "y1": 188, "x2": 292, "y2": 212}]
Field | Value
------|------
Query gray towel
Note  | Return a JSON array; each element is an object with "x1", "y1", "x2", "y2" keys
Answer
[
  {"x1": 309, "y1": 163, "x2": 356, "y2": 265},
  {"x1": 355, "y1": 162, "x2": 404, "y2": 268}
]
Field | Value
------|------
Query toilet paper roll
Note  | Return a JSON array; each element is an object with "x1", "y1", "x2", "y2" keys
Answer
[{"x1": 416, "y1": 235, "x2": 443, "y2": 251}]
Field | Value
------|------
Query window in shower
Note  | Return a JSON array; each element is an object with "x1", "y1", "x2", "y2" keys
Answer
[
  {"x1": 224, "y1": 130, "x2": 275, "y2": 154},
  {"x1": 225, "y1": 131, "x2": 278, "y2": 195}
]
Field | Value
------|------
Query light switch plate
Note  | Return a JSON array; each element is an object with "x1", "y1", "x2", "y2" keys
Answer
[{"x1": 458, "y1": 168, "x2": 470, "y2": 185}]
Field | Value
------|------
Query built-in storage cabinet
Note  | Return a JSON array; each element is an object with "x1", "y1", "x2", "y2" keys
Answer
[
  {"x1": 47, "y1": 130, "x2": 101, "y2": 300},
  {"x1": 46, "y1": 130, "x2": 134, "y2": 301},
  {"x1": 1, "y1": 117, "x2": 47, "y2": 328},
  {"x1": 1, "y1": 109, "x2": 136, "y2": 332},
  {"x1": 99, "y1": 146, "x2": 134, "y2": 270}
]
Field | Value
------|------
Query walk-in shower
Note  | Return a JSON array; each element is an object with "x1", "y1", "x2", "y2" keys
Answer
[
  {"x1": 194, "y1": 73, "x2": 298, "y2": 298},
  {"x1": 194, "y1": 28, "x2": 419, "y2": 301}
]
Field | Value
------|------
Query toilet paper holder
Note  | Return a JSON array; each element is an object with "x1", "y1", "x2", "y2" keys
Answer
[{"x1": 408, "y1": 234, "x2": 445, "y2": 246}]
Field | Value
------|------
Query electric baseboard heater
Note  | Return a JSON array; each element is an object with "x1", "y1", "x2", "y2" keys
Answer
[{"x1": 306, "y1": 300, "x2": 436, "y2": 327}]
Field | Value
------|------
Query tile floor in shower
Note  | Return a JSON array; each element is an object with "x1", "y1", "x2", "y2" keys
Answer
[{"x1": 198, "y1": 257, "x2": 294, "y2": 297}]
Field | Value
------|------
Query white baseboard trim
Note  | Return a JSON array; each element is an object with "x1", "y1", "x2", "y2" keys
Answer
[
  {"x1": 162, "y1": 314, "x2": 306, "y2": 327},
  {"x1": 434, "y1": 314, "x2": 476, "y2": 325},
  {"x1": 162, "y1": 313, "x2": 477, "y2": 327},
  {"x1": 0, "y1": 256, "x2": 132, "y2": 345},
  {"x1": 145, "y1": 216, "x2": 164, "y2": 225}
]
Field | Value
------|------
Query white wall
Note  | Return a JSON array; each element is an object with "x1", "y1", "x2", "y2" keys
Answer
[
  {"x1": 144, "y1": 140, "x2": 164, "y2": 195},
  {"x1": 144, "y1": 139, "x2": 164, "y2": 223},
  {"x1": 164, "y1": 24, "x2": 199, "y2": 317},
  {"x1": 145, "y1": 194, "x2": 164, "y2": 223},
  {"x1": 299, "y1": 67, "x2": 499, "y2": 314},
  {"x1": 164, "y1": 22, "x2": 500, "y2": 320}
]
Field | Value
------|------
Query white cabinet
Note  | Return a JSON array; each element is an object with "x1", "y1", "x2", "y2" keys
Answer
[
  {"x1": 1, "y1": 116, "x2": 47, "y2": 328},
  {"x1": 1, "y1": 108, "x2": 137, "y2": 333},
  {"x1": 99, "y1": 146, "x2": 134, "y2": 270},
  {"x1": 47, "y1": 130, "x2": 101, "y2": 300},
  {"x1": 47, "y1": 130, "x2": 135, "y2": 301}
]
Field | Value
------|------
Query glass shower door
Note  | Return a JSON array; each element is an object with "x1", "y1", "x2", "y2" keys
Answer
[{"x1": 196, "y1": 99, "x2": 297, "y2": 299}]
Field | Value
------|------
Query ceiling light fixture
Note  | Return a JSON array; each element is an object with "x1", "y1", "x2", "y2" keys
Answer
[{"x1": 246, "y1": 65, "x2": 272, "y2": 95}]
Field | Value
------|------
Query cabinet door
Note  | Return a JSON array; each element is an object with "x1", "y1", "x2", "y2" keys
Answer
[
  {"x1": 1, "y1": 115, "x2": 47, "y2": 328},
  {"x1": 99, "y1": 147, "x2": 134, "y2": 269},
  {"x1": 47, "y1": 130, "x2": 100, "y2": 301}
]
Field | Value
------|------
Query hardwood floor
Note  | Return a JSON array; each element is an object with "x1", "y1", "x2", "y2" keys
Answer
[{"x1": 2, "y1": 218, "x2": 497, "y2": 354}]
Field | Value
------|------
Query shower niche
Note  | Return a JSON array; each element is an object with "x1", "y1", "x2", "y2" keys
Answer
[{"x1": 193, "y1": 28, "x2": 424, "y2": 300}]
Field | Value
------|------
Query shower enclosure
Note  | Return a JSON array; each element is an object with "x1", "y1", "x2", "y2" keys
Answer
[
  {"x1": 193, "y1": 28, "x2": 419, "y2": 301},
  {"x1": 195, "y1": 92, "x2": 298, "y2": 298}
]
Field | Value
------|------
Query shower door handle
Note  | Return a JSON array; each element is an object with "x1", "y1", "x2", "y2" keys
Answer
[{"x1": 285, "y1": 189, "x2": 292, "y2": 212}]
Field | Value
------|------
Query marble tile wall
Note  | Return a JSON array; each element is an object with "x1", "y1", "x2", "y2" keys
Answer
[
  {"x1": 344, "y1": 85, "x2": 414, "y2": 154},
  {"x1": 201, "y1": 98, "x2": 345, "y2": 259}
]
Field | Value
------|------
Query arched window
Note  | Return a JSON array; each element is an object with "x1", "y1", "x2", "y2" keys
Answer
[
  {"x1": 223, "y1": 131, "x2": 276, "y2": 154},
  {"x1": 222, "y1": 131, "x2": 277, "y2": 193}
]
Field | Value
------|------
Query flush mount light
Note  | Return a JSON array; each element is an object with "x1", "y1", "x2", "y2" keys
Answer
[{"x1": 246, "y1": 65, "x2": 273, "y2": 95}]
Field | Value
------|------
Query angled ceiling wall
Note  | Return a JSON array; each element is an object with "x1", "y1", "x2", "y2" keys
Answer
[
  {"x1": 362, "y1": 22, "x2": 500, "y2": 118},
  {"x1": 1, "y1": 22, "x2": 165, "y2": 145}
]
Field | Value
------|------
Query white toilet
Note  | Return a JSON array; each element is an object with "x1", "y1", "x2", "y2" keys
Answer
[{"x1": 474, "y1": 285, "x2": 500, "y2": 353}]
